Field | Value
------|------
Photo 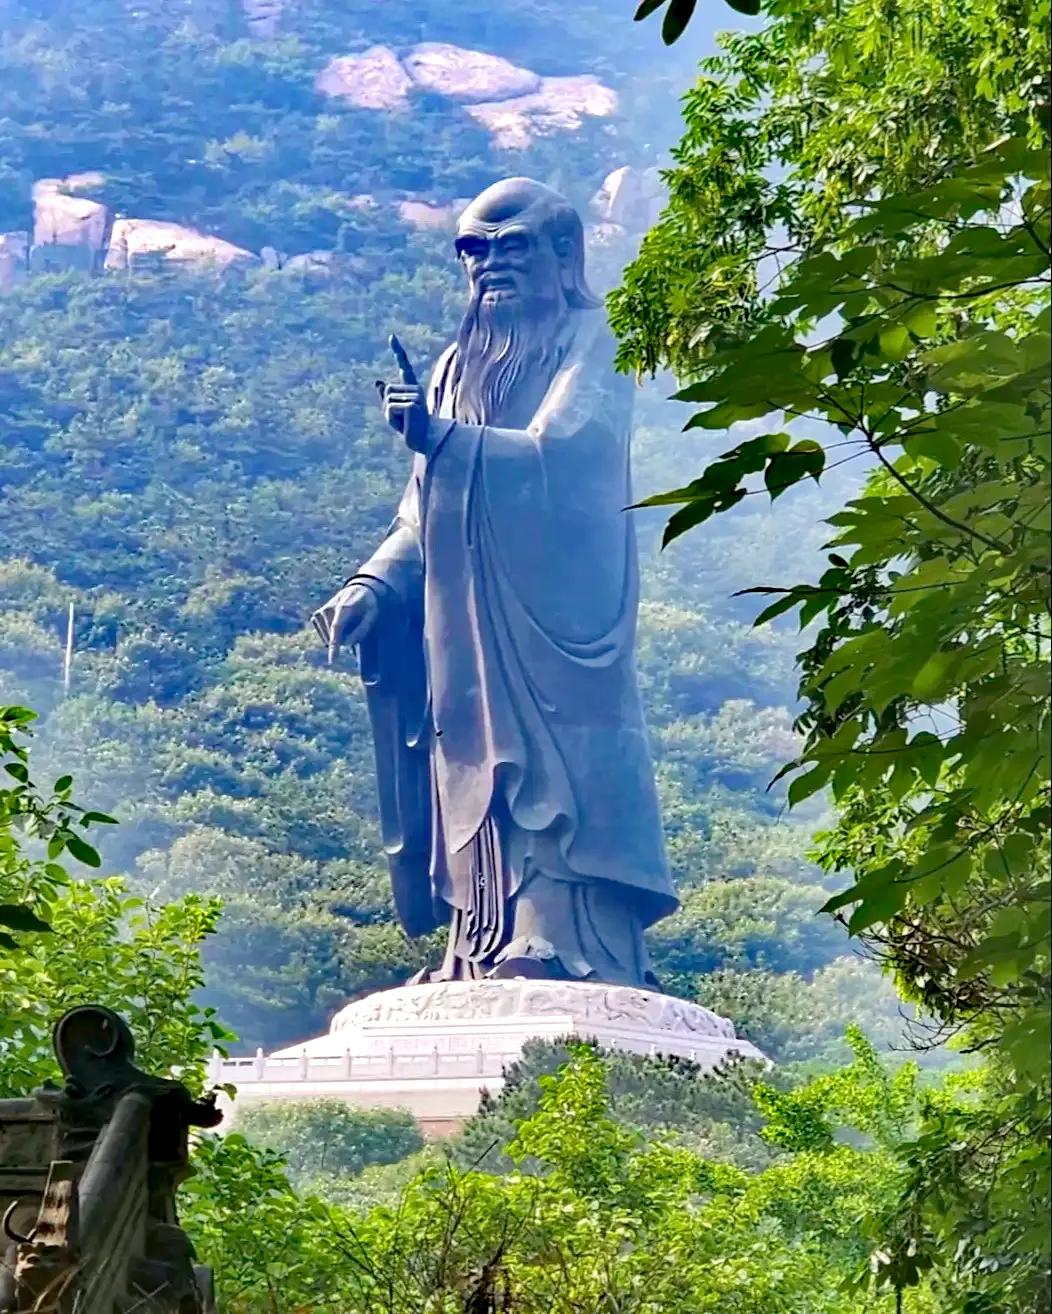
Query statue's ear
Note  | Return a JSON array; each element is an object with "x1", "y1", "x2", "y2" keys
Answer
[{"x1": 553, "y1": 232, "x2": 575, "y2": 292}]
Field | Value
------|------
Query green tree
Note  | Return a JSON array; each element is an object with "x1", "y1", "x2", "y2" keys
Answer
[
  {"x1": 179, "y1": 1133, "x2": 347, "y2": 1314},
  {"x1": 186, "y1": 1042, "x2": 935, "y2": 1313},
  {"x1": 233, "y1": 1099, "x2": 424, "y2": 1190},
  {"x1": 616, "y1": 0, "x2": 1050, "y2": 1307},
  {"x1": 0, "y1": 702, "x2": 109, "y2": 944},
  {"x1": 0, "y1": 705, "x2": 234, "y2": 1093}
]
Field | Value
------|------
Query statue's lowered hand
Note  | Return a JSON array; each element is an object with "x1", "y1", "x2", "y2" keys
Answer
[
  {"x1": 376, "y1": 333, "x2": 430, "y2": 452},
  {"x1": 310, "y1": 583, "x2": 379, "y2": 665}
]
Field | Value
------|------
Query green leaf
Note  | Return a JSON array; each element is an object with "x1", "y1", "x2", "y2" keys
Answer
[
  {"x1": 3, "y1": 761, "x2": 29, "y2": 783},
  {"x1": 632, "y1": 483, "x2": 704, "y2": 508},
  {"x1": 902, "y1": 430, "x2": 962, "y2": 467},
  {"x1": 903, "y1": 302, "x2": 938, "y2": 338},
  {"x1": 662, "y1": 0, "x2": 697, "y2": 43},
  {"x1": 848, "y1": 883, "x2": 908, "y2": 934},
  {"x1": 830, "y1": 337, "x2": 857, "y2": 380},
  {"x1": 821, "y1": 862, "x2": 905, "y2": 915},
  {"x1": 786, "y1": 765, "x2": 829, "y2": 806},
  {"x1": 764, "y1": 441, "x2": 825, "y2": 499},
  {"x1": 910, "y1": 648, "x2": 964, "y2": 701},
  {"x1": 909, "y1": 732, "x2": 945, "y2": 787},
  {"x1": 662, "y1": 489, "x2": 746, "y2": 545},
  {"x1": 0, "y1": 706, "x2": 36, "y2": 725},
  {"x1": 821, "y1": 665, "x2": 861, "y2": 715},
  {"x1": 753, "y1": 592, "x2": 802, "y2": 626},
  {"x1": 911, "y1": 851, "x2": 973, "y2": 905},
  {"x1": 878, "y1": 324, "x2": 911, "y2": 361},
  {"x1": 81, "y1": 811, "x2": 119, "y2": 826},
  {"x1": 65, "y1": 832, "x2": 102, "y2": 868},
  {"x1": 0, "y1": 903, "x2": 52, "y2": 934},
  {"x1": 684, "y1": 399, "x2": 773, "y2": 430},
  {"x1": 53, "y1": 774, "x2": 73, "y2": 793}
]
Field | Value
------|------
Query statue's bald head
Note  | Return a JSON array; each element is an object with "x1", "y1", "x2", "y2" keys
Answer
[
  {"x1": 455, "y1": 177, "x2": 599, "y2": 312},
  {"x1": 459, "y1": 177, "x2": 569, "y2": 229}
]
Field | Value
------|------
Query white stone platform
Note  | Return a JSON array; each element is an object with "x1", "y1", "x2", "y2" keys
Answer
[{"x1": 213, "y1": 979, "x2": 764, "y2": 1136}]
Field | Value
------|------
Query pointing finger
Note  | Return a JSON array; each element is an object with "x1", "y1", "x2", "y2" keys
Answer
[{"x1": 389, "y1": 333, "x2": 418, "y2": 386}]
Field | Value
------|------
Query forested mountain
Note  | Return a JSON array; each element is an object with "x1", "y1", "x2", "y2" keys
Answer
[{"x1": 0, "y1": 0, "x2": 902, "y2": 1055}]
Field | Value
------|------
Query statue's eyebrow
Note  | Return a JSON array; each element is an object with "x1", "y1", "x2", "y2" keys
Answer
[{"x1": 455, "y1": 230, "x2": 490, "y2": 254}]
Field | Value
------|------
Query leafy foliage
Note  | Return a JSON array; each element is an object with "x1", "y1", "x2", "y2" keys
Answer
[
  {"x1": 233, "y1": 1099, "x2": 424, "y2": 1190},
  {"x1": 635, "y1": 0, "x2": 762, "y2": 47},
  {"x1": 612, "y1": 0, "x2": 1050, "y2": 1306},
  {"x1": 185, "y1": 1043, "x2": 937, "y2": 1313},
  {"x1": 0, "y1": 705, "x2": 234, "y2": 1095},
  {"x1": 0, "y1": 702, "x2": 111, "y2": 945}
]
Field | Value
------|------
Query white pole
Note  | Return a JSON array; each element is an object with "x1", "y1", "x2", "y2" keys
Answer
[{"x1": 63, "y1": 601, "x2": 74, "y2": 695}]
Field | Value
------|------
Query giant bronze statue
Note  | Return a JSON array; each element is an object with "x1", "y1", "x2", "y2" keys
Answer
[{"x1": 312, "y1": 177, "x2": 677, "y2": 989}]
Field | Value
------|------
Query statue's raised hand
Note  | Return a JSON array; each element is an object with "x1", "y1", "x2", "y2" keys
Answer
[
  {"x1": 310, "y1": 581, "x2": 379, "y2": 665},
  {"x1": 376, "y1": 334, "x2": 430, "y2": 452}
]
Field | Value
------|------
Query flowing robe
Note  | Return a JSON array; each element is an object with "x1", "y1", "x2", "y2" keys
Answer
[{"x1": 352, "y1": 307, "x2": 676, "y2": 972}]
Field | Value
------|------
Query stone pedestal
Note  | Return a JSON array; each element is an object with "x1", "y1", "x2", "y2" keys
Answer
[{"x1": 214, "y1": 980, "x2": 764, "y2": 1137}]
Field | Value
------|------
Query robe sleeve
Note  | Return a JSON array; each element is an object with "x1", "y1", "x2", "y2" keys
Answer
[
  {"x1": 348, "y1": 463, "x2": 424, "y2": 609},
  {"x1": 347, "y1": 469, "x2": 435, "y2": 936}
]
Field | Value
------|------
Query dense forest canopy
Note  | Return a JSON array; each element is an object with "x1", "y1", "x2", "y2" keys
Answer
[{"x1": 0, "y1": 0, "x2": 897, "y2": 1057}]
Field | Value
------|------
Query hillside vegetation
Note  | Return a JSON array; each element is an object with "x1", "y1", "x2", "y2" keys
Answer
[{"x1": 0, "y1": 0, "x2": 900, "y2": 1055}]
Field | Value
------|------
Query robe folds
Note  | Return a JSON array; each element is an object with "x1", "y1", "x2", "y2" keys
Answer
[{"x1": 353, "y1": 307, "x2": 677, "y2": 945}]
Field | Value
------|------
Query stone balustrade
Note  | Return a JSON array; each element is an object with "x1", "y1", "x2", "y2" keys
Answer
[
  {"x1": 211, "y1": 1040, "x2": 520, "y2": 1088},
  {"x1": 214, "y1": 979, "x2": 765, "y2": 1136}
]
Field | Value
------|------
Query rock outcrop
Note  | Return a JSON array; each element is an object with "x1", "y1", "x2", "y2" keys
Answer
[
  {"x1": 590, "y1": 165, "x2": 665, "y2": 231},
  {"x1": 466, "y1": 75, "x2": 618, "y2": 150},
  {"x1": 8, "y1": 163, "x2": 657, "y2": 293},
  {"x1": 315, "y1": 46, "x2": 413, "y2": 111},
  {"x1": 397, "y1": 198, "x2": 465, "y2": 231},
  {"x1": 402, "y1": 42, "x2": 540, "y2": 103},
  {"x1": 315, "y1": 43, "x2": 617, "y2": 148},
  {"x1": 30, "y1": 176, "x2": 109, "y2": 271},
  {"x1": 281, "y1": 249, "x2": 336, "y2": 275},
  {"x1": 105, "y1": 219, "x2": 256, "y2": 271}
]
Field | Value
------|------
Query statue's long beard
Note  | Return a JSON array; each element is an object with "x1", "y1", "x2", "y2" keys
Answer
[{"x1": 450, "y1": 290, "x2": 567, "y2": 427}]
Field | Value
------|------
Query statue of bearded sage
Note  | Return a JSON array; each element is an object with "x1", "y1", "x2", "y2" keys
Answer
[{"x1": 312, "y1": 177, "x2": 677, "y2": 989}]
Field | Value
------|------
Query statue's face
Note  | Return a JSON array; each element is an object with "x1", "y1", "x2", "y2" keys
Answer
[{"x1": 454, "y1": 219, "x2": 566, "y2": 311}]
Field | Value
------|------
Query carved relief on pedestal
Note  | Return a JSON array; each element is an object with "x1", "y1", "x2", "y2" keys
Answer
[{"x1": 329, "y1": 979, "x2": 738, "y2": 1040}]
